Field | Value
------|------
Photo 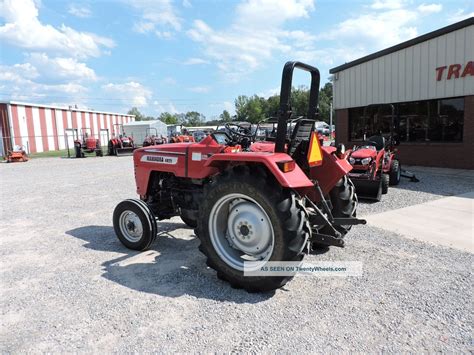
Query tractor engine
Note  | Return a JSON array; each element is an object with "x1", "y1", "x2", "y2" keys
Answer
[{"x1": 146, "y1": 172, "x2": 202, "y2": 224}]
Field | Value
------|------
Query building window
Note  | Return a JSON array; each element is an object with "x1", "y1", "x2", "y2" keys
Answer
[{"x1": 349, "y1": 97, "x2": 464, "y2": 143}]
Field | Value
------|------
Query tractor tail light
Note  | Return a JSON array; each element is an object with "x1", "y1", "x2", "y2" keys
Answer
[
  {"x1": 277, "y1": 160, "x2": 295, "y2": 173},
  {"x1": 307, "y1": 131, "x2": 323, "y2": 167}
]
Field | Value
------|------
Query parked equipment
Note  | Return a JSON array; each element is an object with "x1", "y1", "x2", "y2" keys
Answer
[
  {"x1": 108, "y1": 124, "x2": 136, "y2": 156},
  {"x1": 346, "y1": 104, "x2": 404, "y2": 201},
  {"x1": 6, "y1": 145, "x2": 28, "y2": 163},
  {"x1": 143, "y1": 128, "x2": 166, "y2": 147},
  {"x1": 74, "y1": 128, "x2": 103, "y2": 158},
  {"x1": 169, "y1": 130, "x2": 195, "y2": 143},
  {"x1": 113, "y1": 61, "x2": 366, "y2": 292}
]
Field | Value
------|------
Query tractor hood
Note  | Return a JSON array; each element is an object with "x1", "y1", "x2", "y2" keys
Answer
[
  {"x1": 137, "y1": 142, "x2": 192, "y2": 155},
  {"x1": 351, "y1": 148, "x2": 377, "y2": 159}
]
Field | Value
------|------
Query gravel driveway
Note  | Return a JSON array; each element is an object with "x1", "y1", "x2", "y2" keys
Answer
[{"x1": 1, "y1": 157, "x2": 472, "y2": 352}]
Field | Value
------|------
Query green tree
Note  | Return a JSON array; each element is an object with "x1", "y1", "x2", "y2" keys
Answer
[
  {"x1": 290, "y1": 86, "x2": 310, "y2": 117},
  {"x1": 235, "y1": 95, "x2": 249, "y2": 121},
  {"x1": 265, "y1": 95, "x2": 280, "y2": 118},
  {"x1": 318, "y1": 82, "x2": 333, "y2": 123},
  {"x1": 219, "y1": 110, "x2": 232, "y2": 122},
  {"x1": 234, "y1": 95, "x2": 266, "y2": 123},
  {"x1": 159, "y1": 112, "x2": 178, "y2": 124},
  {"x1": 184, "y1": 111, "x2": 206, "y2": 126},
  {"x1": 127, "y1": 107, "x2": 145, "y2": 121}
]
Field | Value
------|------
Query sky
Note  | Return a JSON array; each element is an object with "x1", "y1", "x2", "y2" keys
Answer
[{"x1": 0, "y1": 0, "x2": 473, "y2": 119}]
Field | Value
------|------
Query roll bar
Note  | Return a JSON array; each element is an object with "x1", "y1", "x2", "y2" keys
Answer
[{"x1": 275, "y1": 61, "x2": 320, "y2": 153}]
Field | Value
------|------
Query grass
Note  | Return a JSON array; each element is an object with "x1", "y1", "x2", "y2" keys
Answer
[
  {"x1": 28, "y1": 147, "x2": 108, "y2": 159},
  {"x1": 27, "y1": 149, "x2": 70, "y2": 158}
]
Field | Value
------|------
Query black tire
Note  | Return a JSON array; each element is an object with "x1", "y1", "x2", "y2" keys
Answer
[
  {"x1": 180, "y1": 213, "x2": 197, "y2": 228},
  {"x1": 382, "y1": 173, "x2": 389, "y2": 194},
  {"x1": 113, "y1": 199, "x2": 157, "y2": 251},
  {"x1": 196, "y1": 165, "x2": 309, "y2": 292},
  {"x1": 108, "y1": 141, "x2": 117, "y2": 156},
  {"x1": 315, "y1": 176, "x2": 358, "y2": 248},
  {"x1": 389, "y1": 159, "x2": 401, "y2": 186}
]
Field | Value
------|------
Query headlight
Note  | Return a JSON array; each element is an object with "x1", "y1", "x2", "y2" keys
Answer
[
  {"x1": 361, "y1": 157, "x2": 372, "y2": 165},
  {"x1": 349, "y1": 157, "x2": 355, "y2": 165}
]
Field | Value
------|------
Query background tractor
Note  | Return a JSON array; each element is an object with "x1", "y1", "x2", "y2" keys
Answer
[
  {"x1": 143, "y1": 128, "x2": 167, "y2": 147},
  {"x1": 113, "y1": 61, "x2": 366, "y2": 292},
  {"x1": 108, "y1": 124, "x2": 136, "y2": 156},
  {"x1": 73, "y1": 128, "x2": 103, "y2": 158},
  {"x1": 346, "y1": 104, "x2": 418, "y2": 201},
  {"x1": 6, "y1": 145, "x2": 28, "y2": 163}
]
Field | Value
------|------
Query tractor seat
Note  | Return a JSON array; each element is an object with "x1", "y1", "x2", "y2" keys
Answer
[
  {"x1": 367, "y1": 135, "x2": 386, "y2": 151},
  {"x1": 288, "y1": 119, "x2": 315, "y2": 156}
]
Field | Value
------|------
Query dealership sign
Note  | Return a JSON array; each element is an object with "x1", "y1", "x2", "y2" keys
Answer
[{"x1": 436, "y1": 61, "x2": 474, "y2": 81}]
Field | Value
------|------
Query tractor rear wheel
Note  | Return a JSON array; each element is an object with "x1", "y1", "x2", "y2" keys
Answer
[
  {"x1": 315, "y1": 176, "x2": 358, "y2": 245},
  {"x1": 196, "y1": 166, "x2": 309, "y2": 292},
  {"x1": 389, "y1": 159, "x2": 401, "y2": 185},
  {"x1": 113, "y1": 199, "x2": 157, "y2": 251}
]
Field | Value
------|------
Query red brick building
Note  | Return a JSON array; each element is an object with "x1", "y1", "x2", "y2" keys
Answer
[{"x1": 330, "y1": 18, "x2": 473, "y2": 169}]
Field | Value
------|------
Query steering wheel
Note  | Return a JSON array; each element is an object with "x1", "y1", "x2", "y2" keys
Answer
[
  {"x1": 224, "y1": 123, "x2": 255, "y2": 139},
  {"x1": 361, "y1": 140, "x2": 379, "y2": 147}
]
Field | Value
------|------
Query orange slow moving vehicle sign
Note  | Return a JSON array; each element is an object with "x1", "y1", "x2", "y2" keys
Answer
[{"x1": 307, "y1": 131, "x2": 323, "y2": 167}]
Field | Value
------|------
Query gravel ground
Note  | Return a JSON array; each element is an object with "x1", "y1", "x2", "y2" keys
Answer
[
  {"x1": 357, "y1": 167, "x2": 474, "y2": 216},
  {"x1": 1, "y1": 157, "x2": 473, "y2": 352}
]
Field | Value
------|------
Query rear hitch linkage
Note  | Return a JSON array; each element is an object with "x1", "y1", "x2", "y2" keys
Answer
[{"x1": 303, "y1": 180, "x2": 366, "y2": 248}]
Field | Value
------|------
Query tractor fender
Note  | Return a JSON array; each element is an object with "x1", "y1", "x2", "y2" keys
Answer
[
  {"x1": 309, "y1": 147, "x2": 354, "y2": 196},
  {"x1": 204, "y1": 152, "x2": 314, "y2": 189}
]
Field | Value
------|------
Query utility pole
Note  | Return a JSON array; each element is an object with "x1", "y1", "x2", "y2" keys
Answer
[{"x1": 329, "y1": 102, "x2": 333, "y2": 140}]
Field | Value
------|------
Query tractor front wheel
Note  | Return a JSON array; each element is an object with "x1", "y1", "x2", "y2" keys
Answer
[
  {"x1": 113, "y1": 199, "x2": 157, "y2": 250},
  {"x1": 196, "y1": 166, "x2": 309, "y2": 292},
  {"x1": 108, "y1": 141, "x2": 116, "y2": 156},
  {"x1": 382, "y1": 173, "x2": 389, "y2": 194},
  {"x1": 389, "y1": 159, "x2": 401, "y2": 185}
]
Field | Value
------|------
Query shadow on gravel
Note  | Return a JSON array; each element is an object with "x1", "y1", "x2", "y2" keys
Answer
[{"x1": 66, "y1": 224, "x2": 274, "y2": 303}]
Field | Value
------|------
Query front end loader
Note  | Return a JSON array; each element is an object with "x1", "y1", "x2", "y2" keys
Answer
[{"x1": 113, "y1": 61, "x2": 366, "y2": 292}]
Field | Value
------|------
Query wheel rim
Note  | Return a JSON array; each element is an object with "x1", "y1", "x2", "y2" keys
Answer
[
  {"x1": 119, "y1": 210, "x2": 143, "y2": 242},
  {"x1": 209, "y1": 193, "x2": 274, "y2": 271},
  {"x1": 397, "y1": 165, "x2": 401, "y2": 180}
]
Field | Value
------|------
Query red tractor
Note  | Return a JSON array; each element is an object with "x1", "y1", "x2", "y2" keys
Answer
[
  {"x1": 143, "y1": 128, "x2": 167, "y2": 147},
  {"x1": 74, "y1": 128, "x2": 103, "y2": 158},
  {"x1": 6, "y1": 145, "x2": 28, "y2": 163},
  {"x1": 169, "y1": 131, "x2": 195, "y2": 143},
  {"x1": 346, "y1": 104, "x2": 401, "y2": 201},
  {"x1": 113, "y1": 62, "x2": 366, "y2": 292},
  {"x1": 108, "y1": 124, "x2": 136, "y2": 156}
]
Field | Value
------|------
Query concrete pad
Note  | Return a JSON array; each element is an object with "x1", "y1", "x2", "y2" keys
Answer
[{"x1": 365, "y1": 191, "x2": 474, "y2": 252}]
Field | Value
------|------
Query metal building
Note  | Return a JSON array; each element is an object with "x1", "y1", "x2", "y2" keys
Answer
[
  {"x1": 330, "y1": 18, "x2": 473, "y2": 169},
  {"x1": 123, "y1": 120, "x2": 168, "y2": 144},
  {"x1": 0, "y1": 101, "x2": 135, "y2": 157}
]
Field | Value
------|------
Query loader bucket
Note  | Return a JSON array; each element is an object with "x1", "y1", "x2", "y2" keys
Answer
[
  {"x1": 352, "y1": 179, "x2": 382, "y2": 201},
  {"x1": 116, "y1": 147, "x2": 135, "y2": 156}
]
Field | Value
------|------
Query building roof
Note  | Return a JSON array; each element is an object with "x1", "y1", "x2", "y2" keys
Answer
[
  {"x1": 124, "y1": 120, "x2": 166, "y2": 126},
  {"x1": 0, "y1": 100, "x2": 135, "y2": 117},
  {"x1": 329, "y1": 17, "x2": 474, "y2": 74}
]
